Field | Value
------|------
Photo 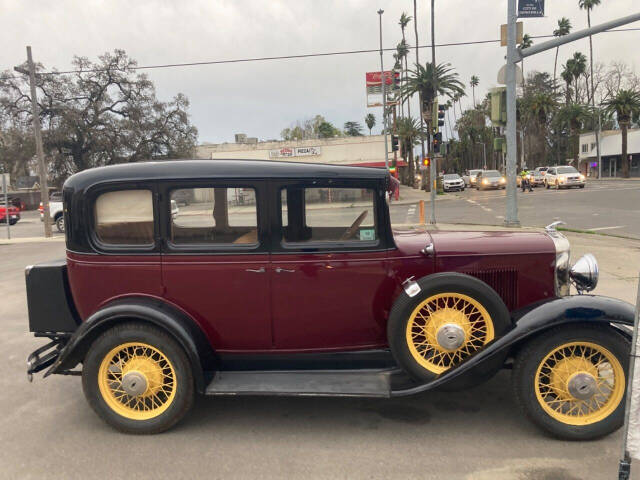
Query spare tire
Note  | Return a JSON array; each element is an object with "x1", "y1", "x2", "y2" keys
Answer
[{"x1": 387, "y1": 272, "x2": 511, "y2": 382}]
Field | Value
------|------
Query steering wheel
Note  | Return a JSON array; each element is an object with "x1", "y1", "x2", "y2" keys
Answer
[{"x1": 340, "y1": 210, "x2": 368, "y2": 240}]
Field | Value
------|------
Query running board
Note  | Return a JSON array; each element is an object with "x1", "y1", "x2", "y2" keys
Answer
[{"x1": 205, "y1": 369, "x2": 402, "y2": 397}]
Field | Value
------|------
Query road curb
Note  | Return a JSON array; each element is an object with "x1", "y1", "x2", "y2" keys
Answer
[{"x1": 0, "y1": 236, "x2": 65, "y2": 245}]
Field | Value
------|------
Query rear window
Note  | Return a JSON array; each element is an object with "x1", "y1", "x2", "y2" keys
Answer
[{"x1": 94, "y1": 190, "x2": 154, "y2": 245}]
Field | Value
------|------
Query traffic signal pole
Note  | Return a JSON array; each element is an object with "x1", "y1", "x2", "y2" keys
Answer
[
  {"x1": 429, "y1": 0, "x2": 437, "y2": 224},
  {"x1": 504, "y1": 8, "x2": 640, "y2": 226},
  {"x1": 377, "y1": 9, "x2": 389, "y2": 171}
]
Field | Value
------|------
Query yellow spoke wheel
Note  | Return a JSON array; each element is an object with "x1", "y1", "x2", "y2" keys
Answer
[
  {"x1": 405, "y1": 293, "x2": 495, "y2": 375},
  {"x1": 98, "y1": 342, "x2": 177, "y2": 421},
  {"x1": 534, "y1": 341, "x2": 625, "y2": 426}
]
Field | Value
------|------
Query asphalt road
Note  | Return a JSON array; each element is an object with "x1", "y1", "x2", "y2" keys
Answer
[
  {"x1": 390, "y1": 180, "x2": 640, "y2": 239},
  {"x1": 2, "y1": 235, "x2": 637, "y2": 479}
]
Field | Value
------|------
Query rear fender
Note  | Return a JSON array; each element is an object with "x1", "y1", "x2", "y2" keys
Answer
[
  {"x1": 47, "y1": 297, "x2": 217, "y2": 393},
  {"x1": 391, "y1": 295, "x2": 635, "y2": 396}
]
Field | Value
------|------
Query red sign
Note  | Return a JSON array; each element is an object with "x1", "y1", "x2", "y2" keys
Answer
[{"x1": 366, "y1": 71, "x2": 400, "y2": 86}]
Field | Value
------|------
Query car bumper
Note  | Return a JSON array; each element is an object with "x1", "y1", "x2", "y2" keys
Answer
[{"x1": 443, "y1": 183, "x2": 465, "y2": 191}]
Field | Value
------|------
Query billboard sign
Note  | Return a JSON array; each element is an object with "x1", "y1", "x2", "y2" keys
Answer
[
  {"x1": 269, "y1": 146, "x2": 321, "y2": 159},
  {"x1": 518, "y1": 0, "x2": 544, "y2": 18},
  {"x1": 366, "y1": 71, "x2": 401, "y2": 107}
]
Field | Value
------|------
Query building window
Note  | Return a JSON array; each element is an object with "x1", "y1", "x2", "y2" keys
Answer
[
  {"x1": 170, "y1": 187, "x2": 258, "y2": 245},
  {"x1": 591, "y1": 142, "x2": 597, "y2": 151},
  {"x1": 280, "y1": 187, "x2": 377, "y2": 244},
  {"x1": 94, "y1": 189, "x2": 154, "y2": 245},
  {"x1": 581, "y1": 144, "x2": 589, "y2": 153}
]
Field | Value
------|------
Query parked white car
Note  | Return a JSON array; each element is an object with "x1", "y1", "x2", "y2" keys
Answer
[
  {"x1": 442, "y1": 173, "x2": 465, "y2": 192},
  {"x1": 545, "y1": 166, "x2": 585, "y2": 189},
  {"x1": 39, "y1": 200, "x2": 64, "y2": 232}
]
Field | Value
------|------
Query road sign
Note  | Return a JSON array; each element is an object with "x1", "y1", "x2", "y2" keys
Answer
[
  {"x1": 500, "y1": 22, "x2": 523, "y2": 47},
  {"x1": 518, "y1": 0, "x2": 544, "y2": 18}
]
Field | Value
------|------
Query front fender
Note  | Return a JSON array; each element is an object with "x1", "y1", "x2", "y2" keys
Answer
[
  {"x1": 46, "y1": 297, "x2": 216, "y2": 393},
  {"x1": 392, "y1": 295, "x2": 635, "y2": 396}
]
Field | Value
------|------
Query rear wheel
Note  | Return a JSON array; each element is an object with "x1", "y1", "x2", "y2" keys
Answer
[
  {"x1": 55, "y1": 215, "x2": 64, "y2": 233},
  {"x1": 388, "y1": 273, "x2": 510, "y2": 382},
  {"x1": 513, "y1": 325, "x2": 628, "y2": 440},
  {"x1": 82, "y1": 322, "x2": 194, "y2": 434}
]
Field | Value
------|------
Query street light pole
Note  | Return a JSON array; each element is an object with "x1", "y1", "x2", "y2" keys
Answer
[
  {"x1": 378, "y1": 9, "x2": 389, "y2": 171},
  {"x1": 14, "y1": 46, "x2": 52, "y2": 237},
  {"x1": 504, "y1": 0, "x2": 520, "y2": 227},
  {"x1": 429, "y1": 0, "x2": 437, "y2": 224}
]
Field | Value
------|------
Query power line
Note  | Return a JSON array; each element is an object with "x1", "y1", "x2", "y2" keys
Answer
[{"x1": 2, "y1": 27, "x2": 639, "y2": 79}]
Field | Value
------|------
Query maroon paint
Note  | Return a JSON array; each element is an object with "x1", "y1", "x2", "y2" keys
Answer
[
  {"x1": 161, "y1": 253, "x2": 271, "y2": 350},
  {"x1": 270, "y1": 250, "x2": 390, "y2": 350},
  {"x1": 66, "y1": 252, "x2": 162, "y2": 320},
  {"x1": 66, "y1": 229, "x2": 557, "y2": 354}
]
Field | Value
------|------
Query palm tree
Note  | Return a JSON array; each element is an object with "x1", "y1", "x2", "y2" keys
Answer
[
  {"x1": 399, "y1": 12, "x2": 412, "y2": 118},
  {"x1": 364, "y1": 113, "x2": 376, "y2": 135},
  {"x1": 553, "y1": 18, "x2": 572, "y2": 84},
  {"x1": 470, "y1": 76, "x2": 479, "y2": 107},
  {"x1": 412, "y1": 0, "x2": 424, "y2": 166},
  {"x1": 603, "y1": 89, "x2": 640, "y2": 178},
  {"x1": 568, "y1": 52, "x2": 588, "y2": 103},
  {"x1": 520, "y1": 34, "x2": 533, "y2": 92},
  {"x1": 579, "y1": 0, "x2": 601, "y2": 104},
  {"x1": 561, "y1": 63, "x2": 574, "y2": 104},
  {"x1": 396, "y1": 116, "x2": 427, "y2": 181},
  {"x1": 556, "y1": 103, "x2": 592, "y2": 167},
  {"x1": 524, "y1": 91, "x2": 559, "y2": 164}
]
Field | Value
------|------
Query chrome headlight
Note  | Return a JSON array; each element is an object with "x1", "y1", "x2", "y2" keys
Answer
[
  {"x1": 546, "y1": 221, "x2": 570, "y2": 296},
  {"x1": 570, "y1": 254, "x2": 599, "y2": 293}
]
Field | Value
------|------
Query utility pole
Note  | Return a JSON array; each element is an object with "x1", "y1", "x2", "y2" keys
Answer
[
  {"x1": 378, "y1": 9, "x2": 389, "y2": 171},
  {"x1": 429, "y1": 0, "x2": 436, "y2": 223},
  {"x1": 413, "y1": 0, "x2": 425, "y2": 189},
  {"x1": 504, "y1": 0, "x2": 519, "y2": 227},
  {"x1": 1, "y1": 167, "x2": 9, "y2": 240},
  {"x1": 14, "y1": 46, "x2": 52, "y2": 237}
]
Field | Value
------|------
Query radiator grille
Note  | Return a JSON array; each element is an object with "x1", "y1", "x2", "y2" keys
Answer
[{"x1": 465, "y1": 269, "x2": 518, "y2": 310}]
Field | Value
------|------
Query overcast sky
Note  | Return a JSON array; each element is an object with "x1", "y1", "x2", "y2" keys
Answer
[{"x1": 2, "y1": 0, "x2": 638, "y2": 144}]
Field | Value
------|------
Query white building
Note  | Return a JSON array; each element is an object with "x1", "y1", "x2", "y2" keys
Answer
[
  {"x1": 579, "y1": 129, "x2": 640, "y2": 177},
  {"x1": 196, "y1": 135, "x2": 405, "y2": 170}
]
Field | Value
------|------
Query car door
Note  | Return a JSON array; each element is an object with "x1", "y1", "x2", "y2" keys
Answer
[
  {"x1": 161, "y1": 181, "x2": 272, "y2": 351},
  {"x1": 269, "y1": 180, "x2": 391, "y2": 351},
  {"x1": 547, "y1": 168, "x2": 556, "y2": 185}
]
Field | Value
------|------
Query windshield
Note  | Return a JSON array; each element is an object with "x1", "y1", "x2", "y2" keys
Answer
[
  {"x1": 484, "y1": 171, "x2": 501, "y2": 178},
  {"x1": 557, "y1": 166, "x2": 578, "y2": 174},
  {"x1": 469, "y1": 170, "x2": 481, "y2": 175},
  {"x1": 444, "y1": 174, "x2": 460, "y2": 180}
]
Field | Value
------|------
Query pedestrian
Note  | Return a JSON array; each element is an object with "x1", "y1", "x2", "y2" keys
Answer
[{"x1": 520, "y1": 169, "x2": 533, "y2": 192}]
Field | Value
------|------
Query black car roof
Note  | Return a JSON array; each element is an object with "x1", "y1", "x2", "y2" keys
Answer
[{"x1": 64, "y1": 159, "x2": 389, "y2": 191}]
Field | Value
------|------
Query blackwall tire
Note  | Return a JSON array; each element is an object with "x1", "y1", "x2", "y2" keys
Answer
[
  {"x1": 82, "y1": 322, "x2": 194, "y2": 434},
  {"x1": 55, "y1": 216, "x2": 64, "y2": 233},
  {"x1": 512, "y1": 325, "x2": 629, "y2": 440},
  {"x1": 387, "y1": 273, "x2": 511, "y2": 382}
]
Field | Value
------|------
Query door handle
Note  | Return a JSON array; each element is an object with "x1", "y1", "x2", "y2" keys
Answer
[
  {"x1": 274, "y1": 267, "x2": 295, "y2": 273},
  {"x1": 245, "y1": 267, "x2": 266, "y2": 273}
]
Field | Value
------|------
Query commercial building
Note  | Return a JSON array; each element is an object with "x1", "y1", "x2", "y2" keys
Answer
[
  {"x1": 196, "y1": 134, "x2": 405, "y2": 170},
  {"x1": 579, "y1": 129, "x2": 640, "y2": 177}
]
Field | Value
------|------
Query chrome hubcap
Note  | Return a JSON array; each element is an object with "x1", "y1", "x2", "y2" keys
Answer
[
  {"x1": 567, "y1": 372, "x2": 597, "y2": 400},
  {"x1": 435, "y1": 323, "x2": 466, "y2": 351},
  {"x1": 121, "y1": 371, "x2": 148, "y2": 396}
]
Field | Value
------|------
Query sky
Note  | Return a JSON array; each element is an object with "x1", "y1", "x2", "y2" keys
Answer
[{"x1": 1, "y1": 0, "x2": 638, "y2": 144}]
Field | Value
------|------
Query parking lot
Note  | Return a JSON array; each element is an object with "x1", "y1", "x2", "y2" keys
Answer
[{"x1": 2, "y1": 182, "x2": 640, "y2": 479}]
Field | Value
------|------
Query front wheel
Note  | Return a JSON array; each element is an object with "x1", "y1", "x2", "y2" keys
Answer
[
  {"x1": 387, "y1": 273, "x2": 511, "y2": 382},
  {"x1": 55, "y1": 216, "x2": 64, "y2": 233},
  {"x1": 512, "y1": 325, "x2": 628, "y2": 440},
  {"x1": 82, "y1": 322, "x2": 194, "y2": 434}
]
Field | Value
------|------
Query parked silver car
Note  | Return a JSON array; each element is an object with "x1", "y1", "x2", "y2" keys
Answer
[{"x1": 476, "y1": 170, "x2": 506, "y2": 190}]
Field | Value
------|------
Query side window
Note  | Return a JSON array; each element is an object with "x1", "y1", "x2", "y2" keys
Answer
[
  {"x1": 94, "y1": 189, "x2": 154, "y2": 245},
  {"x1": 280, "y1": 187, "x2": 377, "y2": 245},
  {"x1": 170, "y1": 187, "x2": 258, "y2": 245}
]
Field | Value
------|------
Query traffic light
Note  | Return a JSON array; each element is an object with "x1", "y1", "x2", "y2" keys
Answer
[
  {"x1": 437, "y1": 104, "x2": 446, "y2": 130},
  {"x1": 433, "y1": 132, "x2": 442, "y2": 153},
  {"x1": 391, "y1": 135, "x2": 399, "y2": 152},
  {"x1": 422, "y1": 157, "x2": 430, "y2": 167}
]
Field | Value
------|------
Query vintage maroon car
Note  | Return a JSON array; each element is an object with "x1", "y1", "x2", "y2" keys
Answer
[{"x1": 26, "y1": 160, "x2": 633, "y2": 438}]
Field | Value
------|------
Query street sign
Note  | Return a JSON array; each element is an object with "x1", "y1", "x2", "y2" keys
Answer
[
  {"x1": 497, "y1": 64, "x2": 523, "y2": 84},
  {"x1": 500, "y1": 22, "x2": 523, "y2": 47},
  {"x1": 518, "y1": 0, "x2": 544, "y2": 18}
]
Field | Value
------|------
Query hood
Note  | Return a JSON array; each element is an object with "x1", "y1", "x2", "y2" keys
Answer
[
  {"x1": 429, "y1": 230, "x2": 555, "y2": 257},
  {"x1": 392, "y1": 228, "x2": 555, "y2": 257}
]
